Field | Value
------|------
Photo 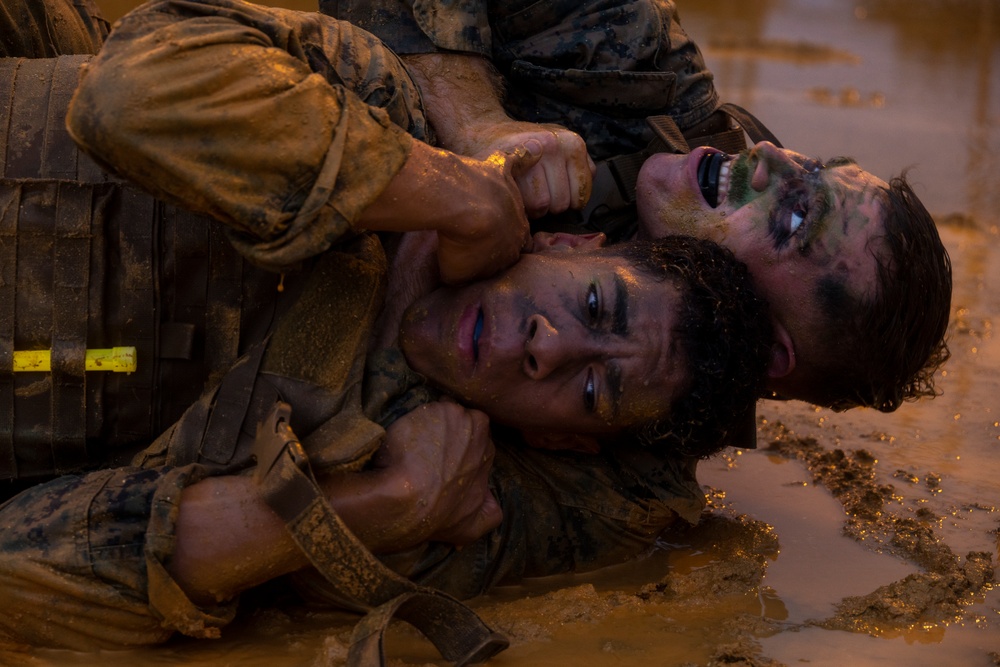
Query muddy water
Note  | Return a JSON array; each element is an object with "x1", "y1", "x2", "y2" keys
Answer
[{"x1": 37, "y1": 1, "x2": 1000, "y2": 665}]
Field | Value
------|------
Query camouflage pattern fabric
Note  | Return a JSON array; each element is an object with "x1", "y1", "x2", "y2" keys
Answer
[
  {"x1": 69, "y1": 0, "x2": 427, "y2": 273},
  {"x1": 325, "y1": 0, "x2": 719, "y2": 159},
  {"x1": 0, "y1": 464, "x2": 239, "y2": 648}
]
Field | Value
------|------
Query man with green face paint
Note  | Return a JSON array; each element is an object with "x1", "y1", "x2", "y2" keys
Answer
[
  {"x1": 633, "y1": 143, "x2": 951, "y2": 410},
  {"x1": 332, "y1": 0, "x2": 952, "y2": 414}
]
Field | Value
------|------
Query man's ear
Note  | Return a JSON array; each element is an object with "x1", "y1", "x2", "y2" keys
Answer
[
  {"x1": 768, "y1": 322, "x2": 796, "y2": 378},
  {"x1": 522, "y1": 431, "x2": 602, "y2": 454},
  {"x1": 529, "y1": 231, "x2": 606, "y2": 254}
]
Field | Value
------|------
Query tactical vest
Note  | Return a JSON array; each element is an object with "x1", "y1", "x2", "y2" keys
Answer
[{"x1": 0, "y1": 56, "x2": 288, "y2": 483}]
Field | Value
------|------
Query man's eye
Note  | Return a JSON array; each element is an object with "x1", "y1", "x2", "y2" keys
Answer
[
  {"x1": 790, "y1": 206, "x2": 806, "y2": 234},
  {"x1": 586, "y1": 283, "x2": 600, "y2": 322},
  {"x1": 584, "y1": 369, "x2": 597, "y2": 413}
]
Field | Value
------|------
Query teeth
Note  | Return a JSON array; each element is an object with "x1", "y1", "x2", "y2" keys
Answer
[{"x1": 716, "y1": 161, "x2": 731, "y2": 206}]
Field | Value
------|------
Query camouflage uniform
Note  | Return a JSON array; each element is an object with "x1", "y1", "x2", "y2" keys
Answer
[
  {"x1": 0, "y1": 0, "x2": 703, "y2": 649},
  {"x1": 323, "y1": 0, "x2": 720, "y2": 160}
]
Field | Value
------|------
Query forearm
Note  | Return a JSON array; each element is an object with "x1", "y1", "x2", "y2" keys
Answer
[
  {"x1": 66, "y1": 0, "x2": 417, "y2": 270},
  {"x1": 403, "y1": 53, "x2": 594, "y2": 217},
  {"x1": 404, "y1": 53, "x2": 510, "y2": 155},
  {"x1": 356, "y1": 139, "x2": 506, "y2": 236},
  {"x1": 357, "y1": 134, "x2": 534, "y2": 284},
  {"x1": 168, "y1": 475, "x2": 301, "y2": 606},
  {"x1": 168, "y1": 469, "x2": 422, "y2": 606}
]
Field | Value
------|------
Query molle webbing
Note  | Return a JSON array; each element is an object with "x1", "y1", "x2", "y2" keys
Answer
[
  {"x1": 0, "y1": 56, "x2": 264, "y2": 480},
  {"x1": 0, "y1": 56, "x2": 108, "y2": 182}
]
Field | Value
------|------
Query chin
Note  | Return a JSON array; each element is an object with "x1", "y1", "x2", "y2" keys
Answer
[{"x1": 397, "y1": 320, "x2": 433, "y2": 378}]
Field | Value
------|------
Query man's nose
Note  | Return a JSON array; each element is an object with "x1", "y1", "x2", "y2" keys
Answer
[
  {"x1": 523, "y1": 314, "x2": 582, "y2": 380},
  {"x1": 750, "y1": 141, "x2": 799, "y2": 191}
]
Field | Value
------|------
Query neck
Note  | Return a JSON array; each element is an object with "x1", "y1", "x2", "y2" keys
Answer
[{"x1": 373, "y1": 231, "x2": 441, "y2": 352}]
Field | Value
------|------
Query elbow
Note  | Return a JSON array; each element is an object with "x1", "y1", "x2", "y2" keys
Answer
[{"x1": 65, "y1": 59, "x2": 145, "y2": 174}]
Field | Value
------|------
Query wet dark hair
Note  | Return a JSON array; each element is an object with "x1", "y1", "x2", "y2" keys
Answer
[
  {"x1": 780, "y1": 174, "x2": 952, "y2": 411},
  {"x1": 605, "y1": 236, "x2": 772, "y2": 457}
]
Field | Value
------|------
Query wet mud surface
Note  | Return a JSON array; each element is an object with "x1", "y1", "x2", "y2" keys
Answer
[
  {"x1": 761, "y1": 421, "x2": 993, "y2": 634},
  {"x1": 15, "y1": 0, "x2": 999, "y2": 665}
]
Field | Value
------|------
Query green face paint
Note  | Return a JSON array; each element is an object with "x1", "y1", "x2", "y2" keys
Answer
[{"x1": 725, "y1": 153, "x2": 753, "y2": 207}]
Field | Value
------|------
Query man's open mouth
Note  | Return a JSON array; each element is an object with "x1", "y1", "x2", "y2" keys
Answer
[
  {"x1": 697, "y1": 152, "x2": 732, "y2": 208},
  {"x1": 472, "y1": 308, "x2": 484, "y2": 362}
]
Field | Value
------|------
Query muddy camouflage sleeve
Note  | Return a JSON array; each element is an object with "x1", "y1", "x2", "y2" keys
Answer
[
  {"x1": 295, "y1": 440, "x2": 705, "y2": 603},
  {"x1": 0, "y1": 465, "x2": 238, "y2": 649},
  {"x1": 321, "y1": 0, "x2": 491, "y2": 55},
  {"x1": 327, "y1": 0, "x2": 719, "y2": 158},
  {"x1": 67, "y1": 0, "x2": 430, "y2": 272},
  {"x1": 405, "y1": 444, "x2": 706, "y2": 598}
]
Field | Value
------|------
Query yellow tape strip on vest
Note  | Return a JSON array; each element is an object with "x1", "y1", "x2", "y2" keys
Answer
[{"x1": 12, "y1": 347, "x2": 137, "y2": 373}]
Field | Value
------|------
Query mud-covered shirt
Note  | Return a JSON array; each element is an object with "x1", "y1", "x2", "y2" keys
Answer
[{"x1": 0, "y1": 0, "x2": 704, "y2": 649}]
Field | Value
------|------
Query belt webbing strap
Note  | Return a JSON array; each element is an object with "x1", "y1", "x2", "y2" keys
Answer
[
  {"x1": 252, "y1": 402, "x2": 509, "y2": 667},
  {"x1": 717, "y1": 102, "x2": 783, "y2": 149},
  {"x1": 0, "y1": 58, "x2": 21, "y2": 180}
]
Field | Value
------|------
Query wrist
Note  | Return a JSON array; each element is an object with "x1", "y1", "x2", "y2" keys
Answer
[
  {"x1": 356, "y1": 141, "x2": 480, "y2": 236},
  {"x1": 320, "y1": 467, "x2": 437, "y2": 552},
  {"x1": 403, "y1": 53, "x2": 510, "y2": 155}
]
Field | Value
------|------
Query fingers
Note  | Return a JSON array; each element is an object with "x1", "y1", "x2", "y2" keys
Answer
[
  {"x1": 509, "y1": 130, "x2": 593, "y2": 218},
  {"x1": 569, "y1": 151, "x2": 596, "y2": 211},
  {"x1": 424, "y1": 405, "x2": 500, "y2": 545},
  {"x1": 434, "y1": 440, "x2": 502, "y2": 545},
  {"x1": 439, "y1": 492, "x2": 503, "y2": 546}
]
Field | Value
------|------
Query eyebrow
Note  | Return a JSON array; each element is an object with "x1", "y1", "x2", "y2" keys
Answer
[
  {"x1": 612, "y1": 273, "x2": 629, "y2": 336},
  {"x1": 824, "y1": 156, "x2": 858, "y2": 168},
  {"x1": 606, "y1": 362, "x2": 623, "y2": 423},
  {"x1": 605, "y1": 273, "x2": 630, "y2": 421},
  {"x1": 799, "y1": 170, "x2": 836, "y2": 255}
]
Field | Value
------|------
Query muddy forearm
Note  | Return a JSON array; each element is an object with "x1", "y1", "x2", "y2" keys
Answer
[
  {"x1": 403, "y1": 53, "x2": 510, "y2": 155},
  {"x1": 66, "y1": 0, "x2": 413, "y2": 270},
  {"x1": 402, "y1": 52, "x2": 594, "y2": 217},
  {"x1": 168, "y1": 470, "x2": 426, "y2": 605}
]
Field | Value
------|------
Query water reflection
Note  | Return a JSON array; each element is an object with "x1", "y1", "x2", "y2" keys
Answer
[
  {"x1": 865, "y1": 0, "x2": 999, "y2": 62},
  {"x1": 683, "y1": 0, "x2": 1000, "y2": 223}
]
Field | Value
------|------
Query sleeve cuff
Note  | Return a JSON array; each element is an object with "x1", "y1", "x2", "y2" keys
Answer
[{"x1": 144, "y1": 464, "x2": 239, "y2": 639}]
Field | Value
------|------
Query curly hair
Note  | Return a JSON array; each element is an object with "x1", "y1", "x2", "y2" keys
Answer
[
  {"x1": 778, "y1": 174, "x2": 952, "y2": 411},
  {"x1": 604, "y1": 236, "x2": 773, "y2": 457}
]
